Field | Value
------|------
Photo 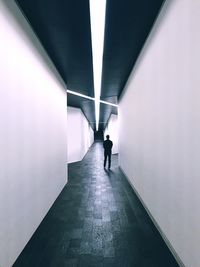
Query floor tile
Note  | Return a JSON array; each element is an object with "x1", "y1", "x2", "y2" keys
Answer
[{"x1": 13, "y1": 142, "x2": 180, "y2": 267}]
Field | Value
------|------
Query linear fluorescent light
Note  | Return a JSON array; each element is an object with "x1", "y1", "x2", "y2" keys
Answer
[
  {"x1": 99, "y1": 100, "x2": 118, "y2": 107},
  {"x1": 89, "y1": 0, "x2": 106, "y2": 131},
  {"x1": 67, "y1": 89, "x2": 118, "y2": 107},
  {"x1": 67, "y1": 89, "x2": 94, "y2": 101}
]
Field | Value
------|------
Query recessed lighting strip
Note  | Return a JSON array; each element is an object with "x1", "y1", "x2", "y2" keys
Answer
[
  {"x1": 89, "y1": 0, "x2": 107, "y2": 131},
  {"x1": 99, "y1": 99, "x2": 118, "y2": 107},
  {"x1": 67, "y1": 90, "x2": 118, "y2": 107},
  {"x1": 67, "y1": 89, "x2": 94, "y2": 101}
]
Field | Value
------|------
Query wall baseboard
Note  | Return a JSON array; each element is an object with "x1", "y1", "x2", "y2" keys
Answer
[{"x1": 119, "y1": 166, "x2": 186, "y2": 267}]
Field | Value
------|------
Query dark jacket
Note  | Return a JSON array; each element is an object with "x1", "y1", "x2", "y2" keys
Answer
[{"x1": 103, "y1": 139, "x2": 113, "y2": 153}]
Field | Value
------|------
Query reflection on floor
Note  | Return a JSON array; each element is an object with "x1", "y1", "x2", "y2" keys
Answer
[{"x1": 13, "y1": 142, "x2": 179, "y2": 267}]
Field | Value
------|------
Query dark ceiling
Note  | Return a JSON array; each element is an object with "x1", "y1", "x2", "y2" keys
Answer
[{"x1": 15, "y1": 0, "x2": 165, "y2": 131}]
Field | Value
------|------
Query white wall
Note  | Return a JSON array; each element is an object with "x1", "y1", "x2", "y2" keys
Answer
[
  {"x1": 104, "y1": 114, "x2": 119, "y2": 154},
  {"x1": 119, "y1": 1, "x2": 200, "y2": 267},
  {"x1": 0, "y1": 1, "x2": 67, "y2": 267},
  {"x1": 67, "y1": 106, "x2": 94, "y2": 163}
]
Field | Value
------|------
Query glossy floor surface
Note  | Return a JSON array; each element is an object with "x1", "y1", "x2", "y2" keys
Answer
[{"x1": 13, "y1": 142, "x2": 179, "y2": 267}]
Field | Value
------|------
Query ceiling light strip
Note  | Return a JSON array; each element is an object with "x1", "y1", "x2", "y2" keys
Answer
[
  {"x1": 89, "y1": 0, "x2": 106, "y2": 131},
  {"x1": 67, "y1": 90, "x2": 118, "y2": 107},
  {"x1": 99, "y1": 100, "x2": 118, "y2": 107},
  {"x1": 67, "y1": 90, "x2": 95, "y2": 101}
]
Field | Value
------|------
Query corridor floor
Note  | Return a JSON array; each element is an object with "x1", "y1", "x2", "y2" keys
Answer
[{"x1": 13, "y1": 142, "x2": 179, "y2": 267}]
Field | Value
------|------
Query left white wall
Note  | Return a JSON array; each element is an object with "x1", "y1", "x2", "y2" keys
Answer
[
  {"x1": 67, "y1": 106, "x2": 94, "y2": 163},
  {"x1": 0, "y1": 1, "x2": 67, "y2": 267}
]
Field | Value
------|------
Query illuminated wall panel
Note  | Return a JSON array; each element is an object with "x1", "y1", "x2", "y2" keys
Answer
[
  {"x1": 104, "y1": 114, "x2": 118, "y2": 154},
  {"x1": 0, "y1": 2, "x2": 67, "y2": 266},
  {"x1": 67, "y1": 107, "x2": 94, "y2": 163},
  {"x1": 119, "y1": 1, "x2": 200, "y2": 267}
]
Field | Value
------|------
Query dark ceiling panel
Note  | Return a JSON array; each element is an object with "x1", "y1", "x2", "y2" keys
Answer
[
  {"x1": 101, "y1": 0, "x2": 165, "y2": 101},
  {"x1": 16, "y1": 0, "x2": 94, "y2": 97},
  {"x1": 101, "y1": 96, "x2": 118, "y2": 106},
  {"x1": 67, "y1": 94, "x2": 96, "y2": 130},
  {"x1": 99, "y1": 103, "x2": 118, "y2": 131},
  {"x1": 67, "y1": 94, "x2": 83, "y2": 109},
  {"x1": 81, "y1": 100, "x2": 96, "y2": 130},
  {"x1": 15, "y1": 0, "x2": 165, "y2": 131}
]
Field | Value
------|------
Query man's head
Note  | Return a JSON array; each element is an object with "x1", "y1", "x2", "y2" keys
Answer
[{"x1": 106, "y1": 135, "x2": 110, "y2": 140}]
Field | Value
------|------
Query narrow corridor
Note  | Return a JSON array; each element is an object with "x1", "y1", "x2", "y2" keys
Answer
[{"x1": 13, "y1": 142, "x2": 179, "y2": 267}]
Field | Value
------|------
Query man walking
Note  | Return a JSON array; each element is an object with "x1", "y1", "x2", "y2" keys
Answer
[{"x1": 103, "y1": 135, "x2": 113, "y2": 169}]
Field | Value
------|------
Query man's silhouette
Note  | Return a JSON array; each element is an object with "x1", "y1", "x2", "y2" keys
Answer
[{"x1": 103, "y1": 135, "x2": 113, "y2": 169}]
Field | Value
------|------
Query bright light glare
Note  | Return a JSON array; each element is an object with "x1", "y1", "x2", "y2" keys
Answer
[{"x1": 89, "y1": 0, "x2": 106, "y2": 131}]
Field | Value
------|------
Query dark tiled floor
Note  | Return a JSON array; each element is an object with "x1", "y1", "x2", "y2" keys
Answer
[{"x1": 13, "y1": 142, "x2": 179, "y2": 267}]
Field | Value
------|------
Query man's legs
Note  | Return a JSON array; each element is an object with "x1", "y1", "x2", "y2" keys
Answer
[
  {"x1": 104, "y1": 152, "x2": 107, "y2": 167},
  {"x1": 108, "y1": 153, "x2": 111, "y2": 169}
]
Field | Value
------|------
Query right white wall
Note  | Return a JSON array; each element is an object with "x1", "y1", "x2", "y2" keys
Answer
[
  {"x1": 119, "y1": 1, "x2": 200, "y2": 267},
  {"x1": 104, "y1": 114, "x2": 119, "y2": 154}
]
